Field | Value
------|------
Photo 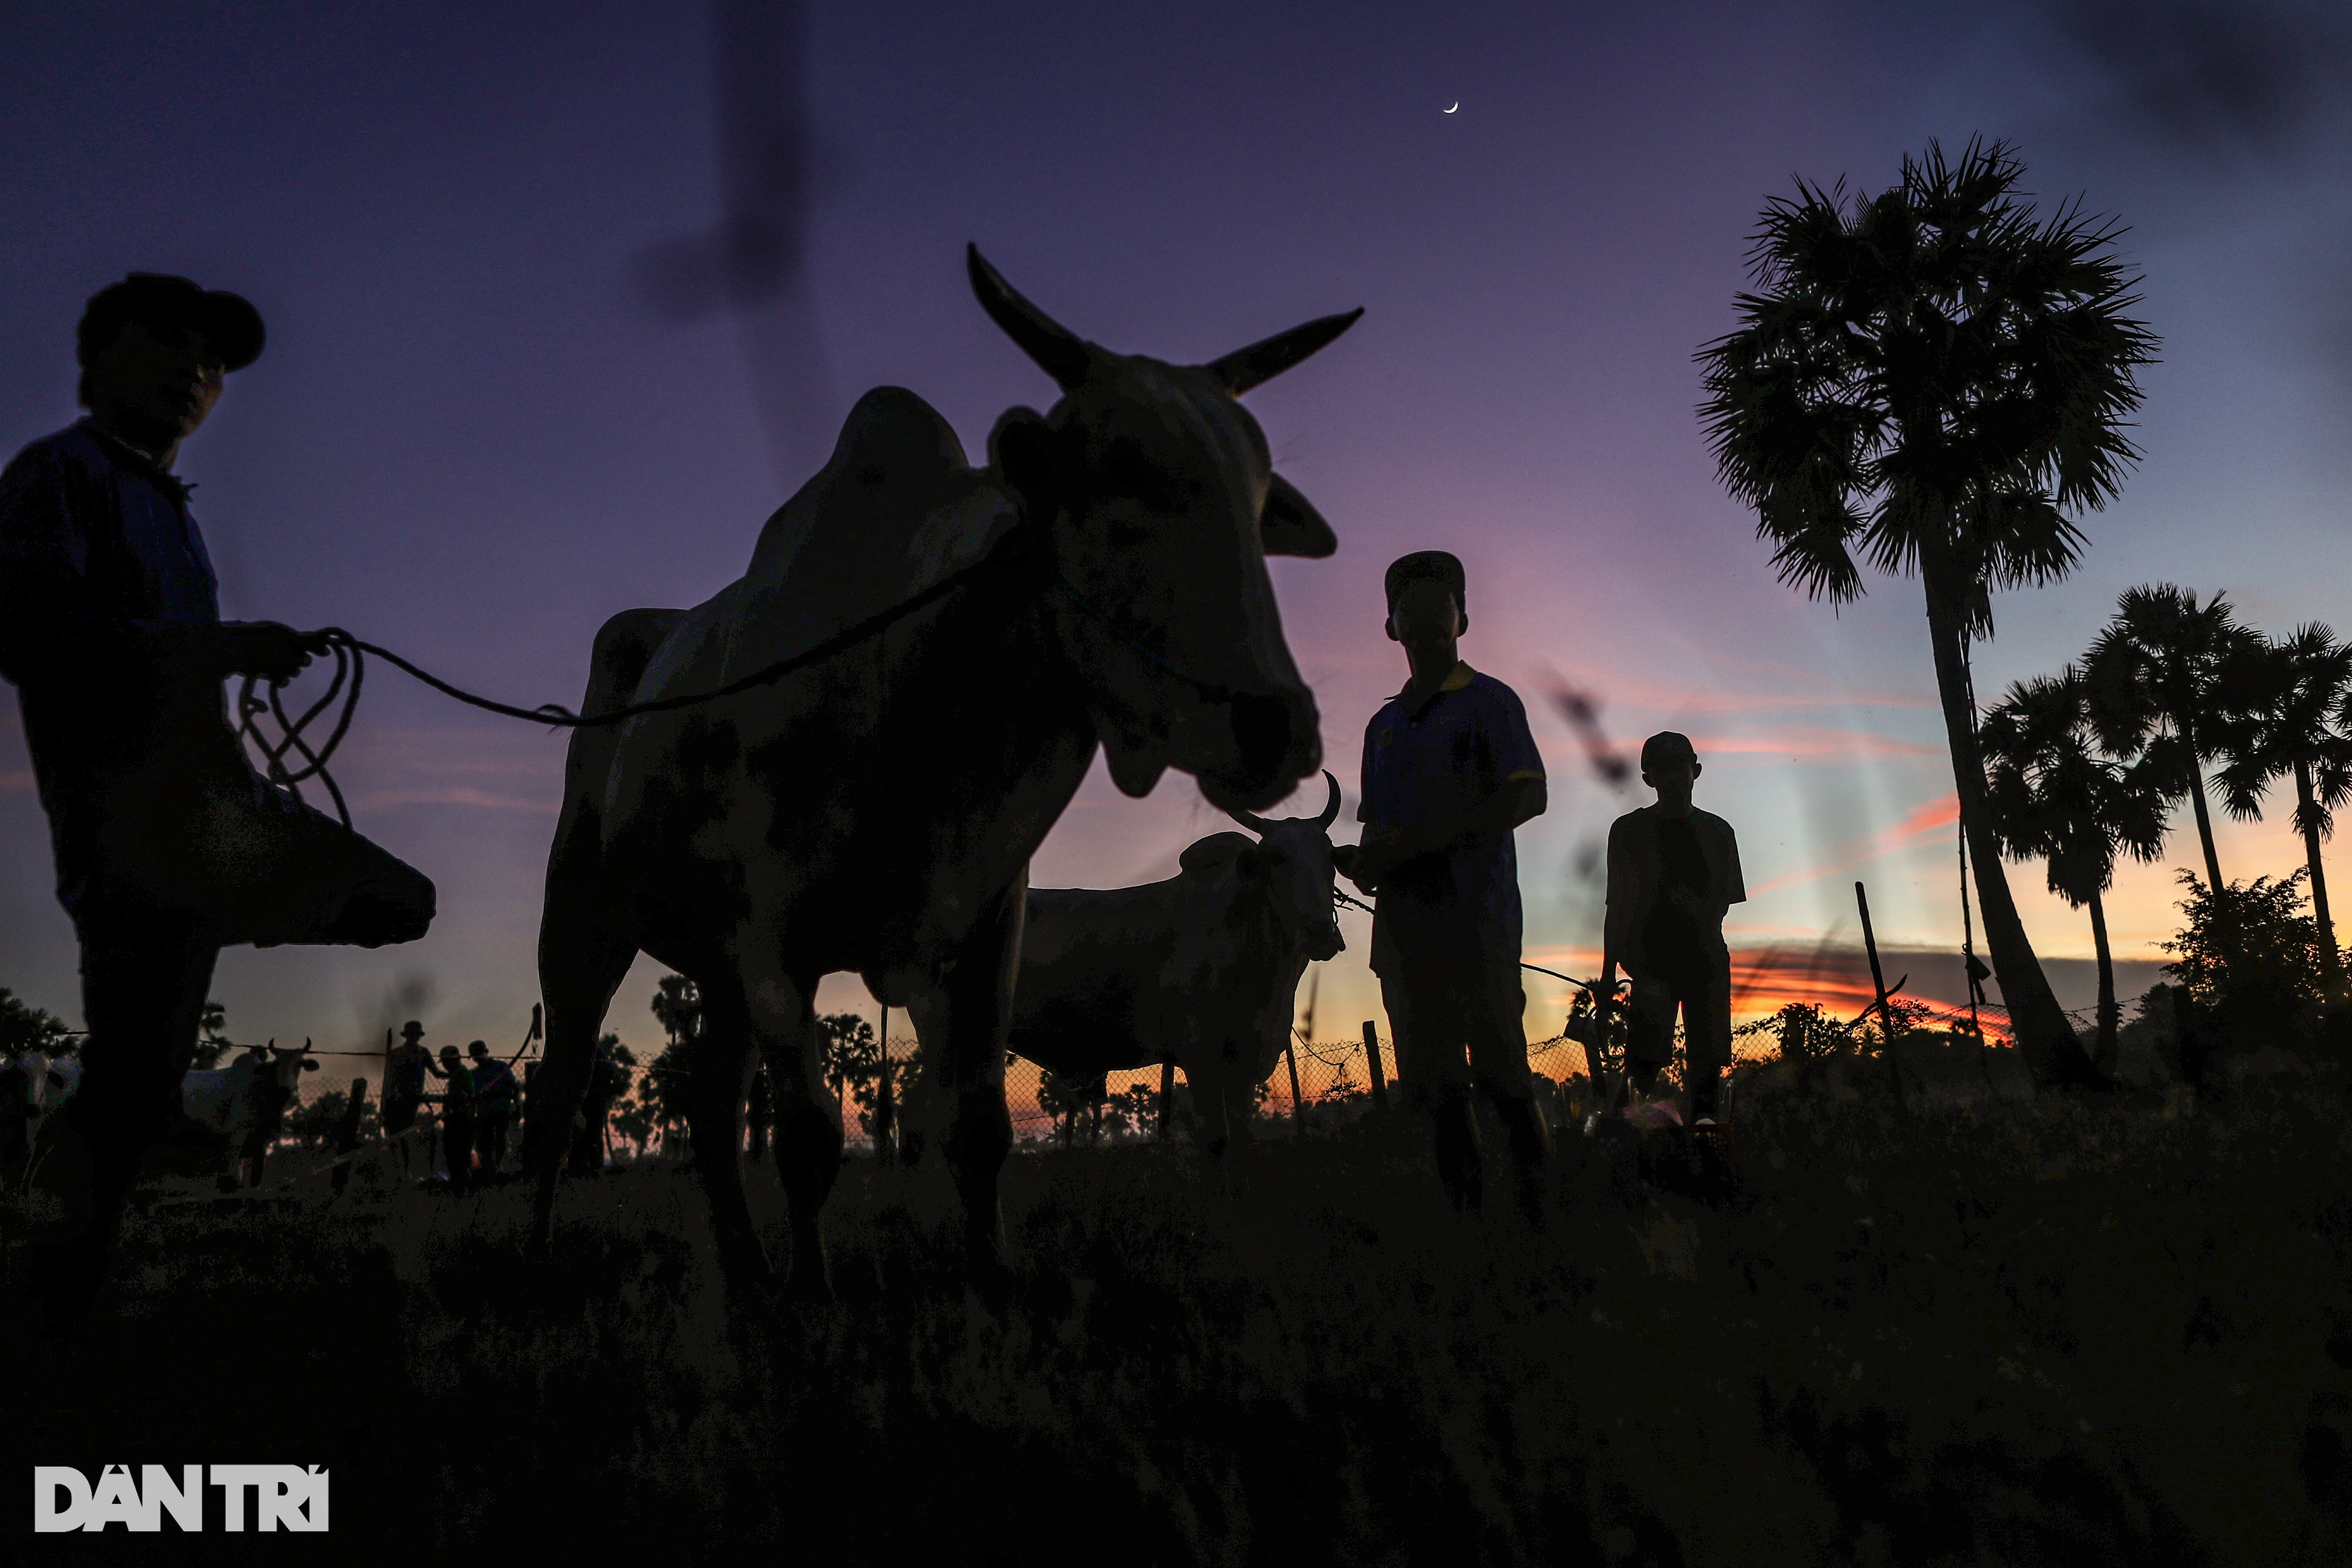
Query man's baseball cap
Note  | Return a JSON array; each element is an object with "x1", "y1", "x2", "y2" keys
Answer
[
  {"x1": 1640, "y1": 731, "x2": 1699, "y2": 773},
  {"x1": 77, "y1": 273, "x2": 265, "y2": 372},
  {"x1": 399, "y1": 1020, "x2": 426, "y2": 1039},
  {"x1": 1384, "y1": 550, "x2": 1466, "y2": 611}
]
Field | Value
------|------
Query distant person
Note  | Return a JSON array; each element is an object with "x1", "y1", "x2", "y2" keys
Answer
[
  {"x1": 1334, "y1": 550, "x2": 1551, "y2": 1218},
  {"x1": 383, "y1": 1021, "x2": 431, "y2": 1175},
  {"x1": 0, "y1": 274, "x2": 436, "y2": 1327},
  {"x1": 746, "y1": 1065, "x2": 771, "y2": 1162},
  {"x1": 423, "y1": 1044, "x2": 476, "y2": 1191},
  {"x1": 0, "y1": 1052, "x2": 34, "y2": 1189},
  {"x1": 466, "y1": 1040, "x2": 517, "y2": 1174},
  {"x1": 569, "y1": 1035, "x2": 623, "y2": 1176},
  {"x1": 1603, "y1": 732, "x2": 1746, "y2": 1126}
]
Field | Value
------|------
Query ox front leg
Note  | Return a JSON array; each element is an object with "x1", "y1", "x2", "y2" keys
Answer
[
  {"x1": 937, "y1": 876, "x2": 1022, "y2": 1283},
  {"x1": 524, "y1": 916, "x2": 637, "y2": 1260},
  {"x1": 742, "y1": 959, "x2": 839, "y2": 1302},
  {"x1": 681, "y1": 989, "x2": 770, "y2": 1292}
]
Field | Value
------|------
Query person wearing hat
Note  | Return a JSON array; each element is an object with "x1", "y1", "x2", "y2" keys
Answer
[
  {"x1": 383, "y1": 1021, "x2": 432, "y2": 1172},
  {"x1": 1333, "y1": 550, "x2": 1551, "y2": 1219},
  {"x1": 0, "y1": 275, "x2": 438, "y2": 1326},
  {"x1": 422, "y1": 1044, "x2": 478, "y2": 1192},
  {"x1": 1602, "y1": 732, "x2": 1747, "y2": 1126},
  {"x1": 466, "y1": 1039, "x2": 519, "y2": 1175}
]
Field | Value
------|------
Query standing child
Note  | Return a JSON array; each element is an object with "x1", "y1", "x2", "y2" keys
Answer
[
  {"x1": 1602, "y1": 732, "x2": 1746, "y2": 1124},
  {"x1": 1335, "y1": 551, "x2": 1550, "y2": 1217}
]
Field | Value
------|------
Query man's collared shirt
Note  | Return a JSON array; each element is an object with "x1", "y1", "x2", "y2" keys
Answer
[
  {"x1": 0, "y1": 419, "x2": 227, "y2": 918},
  {"x1": 1358, "y1": 661, "x2": 1544, "y2": 971}
]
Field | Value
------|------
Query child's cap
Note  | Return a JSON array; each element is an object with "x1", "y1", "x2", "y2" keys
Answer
[
  {"x1": 1384, "y1": 550, "x2": 1466, "y2": 611},
  {"x1": 1641, "y1": 731, "x2": 1698, "y2": 773}
]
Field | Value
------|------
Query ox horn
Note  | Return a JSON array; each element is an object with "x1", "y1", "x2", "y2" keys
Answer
[
  {"x1": 1315, "y1": 769, "x2": 1341, "y2": 830},
  {"x1": 968, "y1": 244, "x2": 1092, "y2": 391},
  {"x1": 1207, "y1": 308, "x2": 1364, "y2": 396}
]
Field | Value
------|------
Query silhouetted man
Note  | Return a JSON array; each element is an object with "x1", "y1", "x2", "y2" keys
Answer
[
  {"x1": 0, "y1": 275, "x2": 436, "y2": 1326},
  {"x1": 1334, "y1": 551, "x2": 1551, "y2": 1217},
  {"x1": 424, "y1": 1045, "x2": 476, "y2": 1191},
  {"x1": 467, "y1": 1039, "x2": 517, "y2": 1173},
  {"x1": 384, "y1": 1020, "x2": 431, "y2": 1174},
  {"x1": 1603, "y1": 732, "x2": 1746, "y2": 1124}
]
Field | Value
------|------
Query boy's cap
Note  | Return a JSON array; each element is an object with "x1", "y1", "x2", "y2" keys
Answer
[
  {"x1": 439, "y1": 1045, "x2": 462, "y2": 1059},
  {"x1": 1384, "y1": 550, "x2": 1466, "y2": 611},
  {"x1": 78, "y1": 273, "x2": 265, "y2": 372},
  {"x1": 466, "y1": 1041, "x2": 488, "y2": 1055},
  {"x1": 1641, "y1": 731, "x2": 1699, "y2": 772}
]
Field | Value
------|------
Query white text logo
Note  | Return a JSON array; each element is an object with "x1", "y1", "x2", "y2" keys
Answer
[{"x1": 32, "y1": 1465, "x2": 329, "y2": 1532}]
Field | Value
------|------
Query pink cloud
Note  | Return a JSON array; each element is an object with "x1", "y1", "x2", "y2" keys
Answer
[{"x1": 1745, "y1": 794, "x2": 1960, "y2": 898}]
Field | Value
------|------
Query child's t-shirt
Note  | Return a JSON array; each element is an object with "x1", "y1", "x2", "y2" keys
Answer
[{"x1": 1358, "y1": 662, "x2": 1545, "y2": 970}]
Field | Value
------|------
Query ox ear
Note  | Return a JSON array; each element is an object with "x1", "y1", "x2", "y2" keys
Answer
[
  {"x1": 1208, "y1": 307, "x2": 1364, "y2": 396},
  {"x1": 989, "y1": 407, "x2": 1058, "y2": 517},
  {"x1": 1177, "y1": 831, "x2": 1255, "y2": 876},
  {"x1": 1261, "y1": 473, "x2": 1337, "y2": 559}
]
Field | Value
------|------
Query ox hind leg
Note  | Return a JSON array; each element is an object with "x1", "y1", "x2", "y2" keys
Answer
[
  {"x1": 736, "y1": 954, "x2": 840, "y2": 1301},
  {"x1": 680, "y1": 979, "x2": 771, "y2": 1291},
  {"x1": 525, "y1": 917, "x2": 637, "y2": 1258}
]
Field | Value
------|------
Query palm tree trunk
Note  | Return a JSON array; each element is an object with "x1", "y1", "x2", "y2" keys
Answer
[
  {"x1": 1921, "y1": 566, "x2": 2101, "y2": 1088},
  {"x1": 2298, "y1": 761, "x2": 2341, "y2": 980},
  {"x1": 2182, "y1": 733, "x2": 2225, "y2": 893},
  {"x1": 2087, "y1": 889, "x2": 2118, "y2": 1074}
]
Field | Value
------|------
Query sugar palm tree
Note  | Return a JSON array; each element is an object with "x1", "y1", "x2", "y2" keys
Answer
[
  {"x1": 1696, "y1": 137, "x2": 2156, "y2": 1089},
  {"x1": 2084, "y1": 584, "x2": 2253, "y2": 895},
  {"x1": 1980, "y1": 668, "x2": 2169, "y2": 1071},
  {"x1": 2214, "y1": 623, "x2": 2352, "y2": 980}
]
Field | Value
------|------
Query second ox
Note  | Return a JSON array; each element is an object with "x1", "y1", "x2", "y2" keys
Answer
[
  {"x1": 524, "y1": 247, "x2": 1359, "y2": 1296},
  {"x1": 903, "y1": 773, "x2": 1346, "y2": 1157}
]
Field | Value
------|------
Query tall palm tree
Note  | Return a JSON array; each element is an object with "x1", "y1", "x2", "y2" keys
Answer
[
  {"x1": 2214, "y1": 623, "x2": 2352, "y2": 980},
  {"x1": 1980, "y1": 668, "x2": 2169, "y2": 1071},
  {"x1": 2084, "y1": 584, "x2": 2252, "y2": 895},
  {"x1": 1696, "y1": 136, "x2": 2156, "y2": 1089}
]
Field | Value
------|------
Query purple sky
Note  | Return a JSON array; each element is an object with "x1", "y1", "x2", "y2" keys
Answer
[{"x1": 3, "y1": 2, "x2": 2348, "y2": 1058}]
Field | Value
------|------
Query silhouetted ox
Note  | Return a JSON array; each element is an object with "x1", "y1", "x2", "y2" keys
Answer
[
  {"x1": 525, "y1": 248, "x2": 1359, "y2": 1298},
  {"x1": 902, "y1": 773, "x2": 1345, "y2": 1159}
]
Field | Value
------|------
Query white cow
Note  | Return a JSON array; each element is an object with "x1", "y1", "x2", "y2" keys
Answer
[
  {"x1": 178, "y1": 1040, "x2": 318, "y2": 1186},
  {"x1": 525, "y1": 249, "x2": 1357, "y2": 1296},
  {"x1": 906, "y1": 774, "x2": 1346, "y2": 1157}
]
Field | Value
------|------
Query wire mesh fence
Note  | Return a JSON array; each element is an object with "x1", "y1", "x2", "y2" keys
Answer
[{"x1": 192, "y1": 982, "x2": 2027, "y2": 1175}]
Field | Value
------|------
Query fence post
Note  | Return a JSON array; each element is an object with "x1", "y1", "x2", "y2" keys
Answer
[
  {"x1": 331, "y1": 1078, "x2": 369, "y2": 1196},
  {"x1": 1362, "y1": 1020, "x2": 1390, "y2": 1114},
  {"x1": 1856, "y1": 881, "x2": 1910, "y2": 1118},
  {"x1": 1158, "y1": 1059, "x2": 1175, "y2": 1141}
]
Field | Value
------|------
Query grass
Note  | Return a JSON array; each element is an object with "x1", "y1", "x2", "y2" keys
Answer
[{"x1": 9, "y1": 1059, "x2": 2352, "y2": 1566}]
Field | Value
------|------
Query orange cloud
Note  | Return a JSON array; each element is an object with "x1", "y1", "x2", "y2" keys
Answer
[{"x1": 1745, "y1": 794, "x2": 1959, "y2": 898}]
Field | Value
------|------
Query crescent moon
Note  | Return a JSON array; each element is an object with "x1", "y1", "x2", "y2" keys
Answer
[{"x1": 1444, "y1": 102, "x2": 1459, "y2": 113}]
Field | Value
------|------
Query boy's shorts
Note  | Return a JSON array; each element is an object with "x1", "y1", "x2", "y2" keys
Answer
[
  {"x1": 1626, "y1": 951, "x2": 1732, "y2": 1074},
  {"x1": 1372, "y1": 902, "x2": 1532, "y2": 1106}
]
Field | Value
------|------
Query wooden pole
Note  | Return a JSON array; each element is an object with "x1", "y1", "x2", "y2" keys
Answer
[
  {"x1": 1284, "y1": 1037, "x2": 1309, "y2": 1137},
  {"x1": 1362, "y1": 1019, "x2": 1390, "y2": 1113},
  {"x1": 1158, "y1": 1058, "x2": 1175, "y2": 1141},
  {"x1": 1855, "y1": 882, "x2": 1910, "y2": 1116},
  {"x1": 876, "y1": 1004, "x2": 894, "y2": 1164}
]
